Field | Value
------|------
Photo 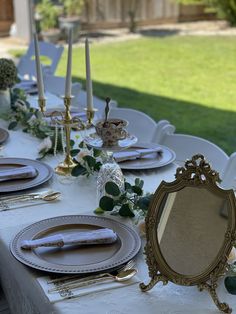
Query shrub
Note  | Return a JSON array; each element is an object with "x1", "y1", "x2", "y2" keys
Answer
[
  {"x1": 60, "y1": 0, "x2": 84, "y2": 17},
  {"x1": 177, "y1": 0, "x2": 236, "y2": 26},
  {"x1": 0, "y1": 58, "x2": 18, "y2": 90},
  {"x1": 36, "y1": 0, "x2": 59, "y2": 31}
]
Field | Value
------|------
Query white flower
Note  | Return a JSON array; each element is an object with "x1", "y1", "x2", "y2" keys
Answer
[
  {"x1": 38, "y1": 137, "x2": 52, "y2": 153},
  {"x1": 76, "y1": 149, "x2": 91, "y2": 162},
  {"x1": 228, "y1": 247, "x2": 236, "y2": 264},
  {"x1": 14, "y1": 99, "x2": 28, "y2": 112}
]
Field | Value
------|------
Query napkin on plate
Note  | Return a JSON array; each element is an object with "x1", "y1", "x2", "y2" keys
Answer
[
  {"x1": 37, "y1": 273, "x2": 140, "y2": 303},
  {"x1": 21, "y1": 228, "x2": 117, "y2": 249},
  {"x1": 0, "y1": 165, "x2": 37, "y2": 182},
  {"x1": 113, "y1": 148, "x2": 163, "y2": 163}
]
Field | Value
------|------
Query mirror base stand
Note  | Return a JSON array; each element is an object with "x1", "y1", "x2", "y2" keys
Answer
[
  {"x1": 140, "y1": 274, "x2": 168, "y2": 292},
  {"x1": 198, "y1": 282, "x2": 232, "y2": 314},
  {"x1": 140, "y1": 275, "x2": 232, "y2": 314}
]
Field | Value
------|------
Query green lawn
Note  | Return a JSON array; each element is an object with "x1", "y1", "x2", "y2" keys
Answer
[{"x1": 13, "y1": 35, "x2": 236, "y2": 154}]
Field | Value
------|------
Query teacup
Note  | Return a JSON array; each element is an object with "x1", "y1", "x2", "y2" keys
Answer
[{"x1": 95, "y1": 118, "x2": 129, "y2": 147}]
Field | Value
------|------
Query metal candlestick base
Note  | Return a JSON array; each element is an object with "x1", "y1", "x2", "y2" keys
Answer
[
  {"x1": 38, "y1": 94, "x2": 97, "y2": 176},
  {"x1": 55, "y1": 155, "x2": 78, "y2": 176}
]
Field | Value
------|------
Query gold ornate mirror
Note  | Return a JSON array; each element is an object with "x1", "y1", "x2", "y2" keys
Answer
[{"x1": 140, "y1": 154, "x2": 236, "y2": 313}]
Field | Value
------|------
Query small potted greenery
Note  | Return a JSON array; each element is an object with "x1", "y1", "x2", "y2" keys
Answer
[
  {"x1": 36, "y1": 0, "x2": 60, "y2": 43},
  {"x1": 58, "y1": 0, "x2": 85, "y2": 41},
  {"x1": 0, "y1": 58, "x2": 17, "y2": 114}
]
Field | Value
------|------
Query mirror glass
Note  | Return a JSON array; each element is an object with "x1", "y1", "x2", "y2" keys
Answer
[{"x1": 157, "y1": 187, "x2": 229, "y2": 276}]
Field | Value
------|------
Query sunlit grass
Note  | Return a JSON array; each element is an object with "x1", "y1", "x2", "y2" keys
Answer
[{"x1": 11, "y1": 35, "x2": 236, "y2": 154}]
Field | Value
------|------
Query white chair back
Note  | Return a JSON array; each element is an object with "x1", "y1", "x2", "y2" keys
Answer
[
  {"x1": 17, "y1": 41, "x2": 64, "y2": 80},
  {"x1": 109, "y1": 108, "x2": 157, "y2": 143},
  {"x1": 157, "y1": 123, "x2": 229, "y2": 176},
  {"x1": 43, "y1": 75, "x2": 81, "y2": 108}
]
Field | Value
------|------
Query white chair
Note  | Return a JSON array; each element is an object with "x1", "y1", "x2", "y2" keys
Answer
[
  {"x1": 220, "y1": 153, "x2": 236, "y2": 190},
  {"x1": 17, "y1": 41, "x2": 64, "y2": 80},
  {"x1": 44, "y1": 75, "x2": 118, "y2": 116},
  {"x1": 43, "y1": 75, "x2": 82, "y2": 108},
  {"x1": 109, "y1": 108, "x2": 157, "y2": 143},
  {"x1": 156, "y1": 121, "x2": 235, "y2": 187}
]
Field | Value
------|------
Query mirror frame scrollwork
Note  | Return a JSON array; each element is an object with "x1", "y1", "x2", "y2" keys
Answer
[{"x1": 140, "y1": 154, "x2": 236, "y2": 313}]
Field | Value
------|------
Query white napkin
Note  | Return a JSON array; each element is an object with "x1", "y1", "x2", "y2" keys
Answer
[
  {"x1": 37, "y1": 274, "x2": 140, "y2": 303},
  {"x1": 21, "y1": 228, "x2": 117, "y2": 249},
  {"x1": 114, "y1": 148, "x2": 163, "y2": 163},
  {"x1": 0, "y1": 165, "x2": 37, "y2": 182}
]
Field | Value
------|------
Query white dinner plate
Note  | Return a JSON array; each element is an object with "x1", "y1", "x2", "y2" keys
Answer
[
  {"x1": 83, "y1": 133, "x2": 138, "y2": 152},
  {"x1": 10, "y1": 215, "x2": 141, "y2": 274},
  {"x1": 116, "y1": 143, "x2": 176, "y2": 170}
]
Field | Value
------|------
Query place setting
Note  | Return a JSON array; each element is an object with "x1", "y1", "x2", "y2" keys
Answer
[
  {"x1": 0, "y1": 157, "x2": 60, "y2": 211},
  {"x1": 10, "y1": 214, "x2": 141, "y2": 302}
]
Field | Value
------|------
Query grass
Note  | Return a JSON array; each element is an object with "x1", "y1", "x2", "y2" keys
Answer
[{"x1": 12, "y1": 35, "x2": 236, "y2": 154}]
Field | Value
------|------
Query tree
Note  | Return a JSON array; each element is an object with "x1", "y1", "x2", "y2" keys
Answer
[{"x1": 177, "y1": 0, "x2": 236, "y2": 26}]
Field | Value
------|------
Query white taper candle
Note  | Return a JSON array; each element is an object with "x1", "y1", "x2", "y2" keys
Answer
[
  {"x1": 85, "y1": 38, "x2": 94, "y2": 111},
  {"x1": 65, "y1": 28, "x2": 73, "y2": 97},
  {"x1": 33, "y1": 33, "x2": 45, "y2": 99}
]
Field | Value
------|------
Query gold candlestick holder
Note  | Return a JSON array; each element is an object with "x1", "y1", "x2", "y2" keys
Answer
[
  {"x1": 39, "y1": 96, "x2": 97, "y2": 176},
  {"x1": 38, "y1": 98, "x2": 46, "y2": 113}
]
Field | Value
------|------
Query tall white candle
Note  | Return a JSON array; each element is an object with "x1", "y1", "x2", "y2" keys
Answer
[
  {"x1": 85, "y1": 38, "x2": 94, "y2": 111},
  {"x1": 65, "y1": 28, "x2": 73, "y2": 97},
  {"x1": 33, "y1": 33, "x2": 44, "y2": 99}
]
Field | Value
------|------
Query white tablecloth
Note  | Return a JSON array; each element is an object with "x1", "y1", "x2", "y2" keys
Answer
[{"x1": 0, "y1": 119, "x2": 235, "y2": 314}]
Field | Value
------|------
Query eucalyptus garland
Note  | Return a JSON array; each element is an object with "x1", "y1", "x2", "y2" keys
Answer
[{"x1": 95, "y1": 178, "x2": 153, "y2": 218}]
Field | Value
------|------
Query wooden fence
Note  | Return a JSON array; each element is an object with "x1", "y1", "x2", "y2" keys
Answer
[
  {"x1": 0, "y1": 0, "x2": 14, "y2": 36},
  {"x1": 82, "y1": 0, "x2": 180, "y2": 29}
]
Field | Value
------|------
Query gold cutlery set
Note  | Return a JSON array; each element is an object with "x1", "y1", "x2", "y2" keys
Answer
[
  {"x1": 0, "y1": 190, "x2": 61, "y2": 211},
  {"x1": 47, "y1": 260, "x2": 137, "y2": 294}
]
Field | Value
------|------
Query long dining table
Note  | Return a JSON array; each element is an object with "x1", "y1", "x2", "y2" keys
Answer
[{"x1": 0, "y1": 117, "x2": 236, "y2": 314}]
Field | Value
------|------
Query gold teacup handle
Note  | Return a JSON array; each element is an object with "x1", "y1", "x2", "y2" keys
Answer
[{"x1": 119, "y1": 129, "x2": 128, "y2": 140}]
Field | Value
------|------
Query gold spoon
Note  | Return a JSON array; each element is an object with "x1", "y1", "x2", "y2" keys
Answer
[
  {"x1": 49, "y1": 268, "x2": 137, "y2": 293},
  {"x1": 31, "y1": 191, "x2": 61, "y2": 201},
  {"x1": 1, "y1": 191, "x2": 61, "y2": 203}
]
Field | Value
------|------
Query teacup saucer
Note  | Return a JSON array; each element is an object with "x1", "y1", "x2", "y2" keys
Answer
[{"x1": 83, "y1": 133, "x2": 138, "y2": 152}]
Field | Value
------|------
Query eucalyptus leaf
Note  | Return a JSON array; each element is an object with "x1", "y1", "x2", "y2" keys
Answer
[
  {"x1": 70, "y1": 149, "x2": 80, "y2": 157},
  {"x1": 83, "y1": 155, "x2": 96, "y2": 168},
  {"x1": 94, "y1": 207, "x2": 104, "y2": 214},
  {"x1": 70, "y1": 139, "x2": 75, "y2": 148},
  {"x1": 71, "y1": 164, "x2": 87, "y2": 176},
  {"x1": 99, "y1": 196, "x2": 114, "y2": 211},
  {"x1": 105, "y1": 181, "x2": 121, "y2": 196},
  {"x1": 225, "y1": 277, "x2": 236, "y2": 295},
  {"x1": 93, "y1": 148, "x2": 101, "y2": 158},
  {"x1": 94, "y1": 161, "x2": 102, "y2": 171},
  {"x1": 79, "y1": 141, "x2": 85, "y2": 148},
  {"x1": 8, "y1": 121, "x2": 18, "y2": 130},
  {"x1": 137, "y1": 195, "x2": 152, "y2": 211},
  {"x1": 124, "y1": 182, "x2": 132, "y2": 191},
  {"x1": 135, "y1": 178, "x2": 144, "y2": 188},
  {"x1": 132, "y1": 185, "x2": 143, "y2": 196},
  {"x1": 119, "y1": 203, "x2": 135, "y2": 217}
]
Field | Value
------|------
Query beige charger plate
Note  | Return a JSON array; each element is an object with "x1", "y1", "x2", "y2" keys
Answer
[
  {"x1": 0, "y1": 158, "x2": 53, "y2": 193},
  {"x1": 116, "y1": 143, "x2": 176, "y2": 170},
  {"x1": 10, "y1": 215, "x2": 141, "y2": 274}
]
